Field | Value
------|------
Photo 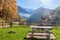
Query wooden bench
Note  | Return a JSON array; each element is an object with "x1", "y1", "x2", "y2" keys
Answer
[
  {"x1": 26, "y1": 26, "x2": 55, "y2": 40},
  {"x1": 27, "y1": 32, "x2": 55, "y2": 40}
]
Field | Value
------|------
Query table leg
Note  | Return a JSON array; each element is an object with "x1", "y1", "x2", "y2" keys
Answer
[
  {"x1": 46, "y1": 31, "x2": 50, "y2": 40},
  {"x1": 31, "y1": 28, "x2": 34, "y2": 38}
]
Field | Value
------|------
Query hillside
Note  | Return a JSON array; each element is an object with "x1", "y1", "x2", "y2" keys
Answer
[
  {"x1": 27, "y1": 7, "x2": 51, "y2": 23},
  {"x1": 27, "y1": 6, "x2": 60, "y2": 24},
  {"x1": 0, "y1": 26, "x2": 59, "y2": 40},
  {"x1": 18, "y1": 6, "x2": 34, "y2": 18}
]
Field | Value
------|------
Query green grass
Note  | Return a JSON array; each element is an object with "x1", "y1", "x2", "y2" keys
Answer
[
  {"x1": 0, "y1": 25, "x2": 60, "y2": 40},
  {"x1": 0, "y1": 25, "x2": 31, "y2": 40},
  {"x1": 52, "y1": 26, "x2": 60, "y2": 40}
]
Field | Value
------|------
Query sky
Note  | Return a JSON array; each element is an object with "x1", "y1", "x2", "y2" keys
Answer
[{"x1": 16, "y1": 0, "x2": 60, "y2": 9}]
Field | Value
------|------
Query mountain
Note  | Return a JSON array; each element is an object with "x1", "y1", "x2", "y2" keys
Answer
[
  {"x1": 18, "y1": 6, "x2": 28, "y2": 14},
  {"x1": 18, "y1": 6, "x2": 34, "y2": 18},
  {"x1": 18, "y1": 6, "x2": 60, "y2": 24},
  {"x1": 17, "y1": 5, "x2": 60, "y2": 25},
  {"x1": 27, "y1": 7, "x2": 54, "y2": 23},
  {"x1": 24, "y1": 8, "x2": 34, "y2": 13}
]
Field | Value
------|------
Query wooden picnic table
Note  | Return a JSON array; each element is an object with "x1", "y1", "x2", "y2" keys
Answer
[{"x1": 30, "y1": 26, "x2": 53, "y2": 40}]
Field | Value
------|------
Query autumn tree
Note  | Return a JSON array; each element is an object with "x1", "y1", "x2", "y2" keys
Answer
[{"x1": 0, "y1": 0, "x2": 18, "y2": 22}]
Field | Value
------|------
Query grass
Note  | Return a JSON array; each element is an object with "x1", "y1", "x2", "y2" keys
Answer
[
  {"x1": 0, "y1": 25, "x2": 60, "y2": 40},
  {"x1": 52, "y1": 26, "x2": 60, "y2": 40},
  {"x1": 0, "y1": 25, "x2": 31, "y2": 40}
]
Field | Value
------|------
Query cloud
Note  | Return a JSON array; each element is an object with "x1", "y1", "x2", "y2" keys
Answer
[
  {"x1": 41, "y1": 0, "x2": 51, "y2": 3},
  {"x1": 17, "y1": 0, "x2": 41, "y2": 9},
  {"x1": 17, "y1": 0, "x2": 60, "y2": 9},
  {"x1": 40, "y1": 0, "x2": 53, "y2": 8},
  {"x1": 20, "y1": 13, "x2": 31, "y2": 18}
]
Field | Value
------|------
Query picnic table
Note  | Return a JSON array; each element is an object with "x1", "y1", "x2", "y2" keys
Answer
[{"x1": 28, "y1": 26, "x2": 54, "y2": 40}]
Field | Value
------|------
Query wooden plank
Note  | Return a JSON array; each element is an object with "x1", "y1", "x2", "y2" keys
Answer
[
  {"x1": 30, "y1": 26, "x2": 52, "y2": 29},
  {"x1": 26, "y1": 32, "x2": 55, "y2": 39},
  {"x1": 28, "y1": 33, "x2": 49, "y2": 36}
]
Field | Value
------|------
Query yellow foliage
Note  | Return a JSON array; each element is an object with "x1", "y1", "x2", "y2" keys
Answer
[{"x1": 0, "y1": 0, "x2": 18, "y2": 22}]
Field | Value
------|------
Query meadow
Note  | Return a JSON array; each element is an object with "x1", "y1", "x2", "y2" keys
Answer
[{"x1": 0, "y1": 25, "x2": 60, "y2": 40}]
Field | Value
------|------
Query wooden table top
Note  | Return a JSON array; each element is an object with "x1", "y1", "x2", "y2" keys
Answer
[{"x1": 30, "y1": 26, "x2": 52, "y2": 29}]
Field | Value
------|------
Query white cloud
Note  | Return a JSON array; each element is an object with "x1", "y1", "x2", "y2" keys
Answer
[
  {"x1": 41, "y1": 0, "x2": 51, "y2": 3},
  {"x1": 20, "y1": 13, "x2": 31, "y2": 18},
  {"x1": 40, "y1": 0, "x2": 53, "y2": 8}
]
